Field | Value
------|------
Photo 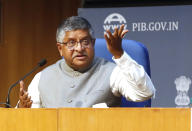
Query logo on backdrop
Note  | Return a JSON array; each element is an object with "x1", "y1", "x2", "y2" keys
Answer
[
  {"x1": 174, "y1": 76, "x2": 191, "y2": 107},
  {"x1": 103, "y1": 13, "x2": 128, "y2": 33},
  {"x1": 132, "y1": 21, "x2": 179, "y2": 32},
  {"x1": 103, "y1": 13, "x2": 179, "y2": 33}
]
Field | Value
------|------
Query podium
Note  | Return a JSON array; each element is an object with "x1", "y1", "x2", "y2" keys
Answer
[{"x1": 0, "y1": 108, "x2": 190, "y2": 131}]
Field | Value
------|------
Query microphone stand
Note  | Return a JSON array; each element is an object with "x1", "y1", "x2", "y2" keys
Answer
[
  {"x1": 5, "y1": 59, "x2": 47, "y2": 108},
  {"x1": 0, "y1": 102, "x2": 12, "y2": 108}
]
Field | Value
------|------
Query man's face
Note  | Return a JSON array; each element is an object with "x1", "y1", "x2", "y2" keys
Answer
[{"x1": 57, "y1": 29, "x2": 95, "y2": 71}]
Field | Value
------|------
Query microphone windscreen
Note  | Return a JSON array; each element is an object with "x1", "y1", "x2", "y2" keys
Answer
[{"x1": 38, "y1": 59, "x2": 47, "y2": 66}]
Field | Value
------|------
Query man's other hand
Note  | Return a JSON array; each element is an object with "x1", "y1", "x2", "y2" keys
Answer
[
  {"x1": 18, "y1": 80, "x2": 32, "y2": 108},
  {"x1": 104, "y1": 24, "x2": 128, "y2": 59}
]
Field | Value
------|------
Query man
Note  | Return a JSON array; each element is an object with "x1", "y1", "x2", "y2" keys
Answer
[{"x1": 18, "y1": 16, "x2": 155, "y2": 108}]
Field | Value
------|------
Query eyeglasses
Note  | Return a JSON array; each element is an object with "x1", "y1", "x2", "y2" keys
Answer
[{"x1": 61, "y1": 38, "x2": 93, "y2": 50}]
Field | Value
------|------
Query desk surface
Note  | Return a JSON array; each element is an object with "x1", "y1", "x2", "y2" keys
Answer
[{"x1": 0, "y1": 108, "x2": 190, "y2": 131}]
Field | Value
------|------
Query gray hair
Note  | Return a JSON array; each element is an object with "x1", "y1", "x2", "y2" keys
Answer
[{"x1": 56, "y1": 16, "x2": 95, "y2": 43}]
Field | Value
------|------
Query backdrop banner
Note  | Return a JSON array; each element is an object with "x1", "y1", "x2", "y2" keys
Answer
[{"x1": 78, "y1": 5, "x2": 192, "y2": 107}]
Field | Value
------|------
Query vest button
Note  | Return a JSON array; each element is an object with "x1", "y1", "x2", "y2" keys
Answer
[
  {"x1": 70, "y1": 85, "x2": 75, "y2": 88},
  {"x1": 67, "y1": 99, "x2": 73, "y2": 103},
  {"x1": 73, "y1": 72, "x2": 80, "y2": 77}
]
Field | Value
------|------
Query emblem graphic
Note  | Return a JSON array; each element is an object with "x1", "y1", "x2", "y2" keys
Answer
[
  {"x1": 174, "y1": 76, "x2": 191, "y2": 107},
  {"x1": 104, "y1": 13, "x2": 126, "y2": 24},
  {"x1": 103, "y1": 13, "x2": 127, "y2": 33}
]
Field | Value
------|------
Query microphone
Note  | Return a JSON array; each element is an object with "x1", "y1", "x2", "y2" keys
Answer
[{"x1": 5, "y1": 59, "x2": 47, "y2": 108}]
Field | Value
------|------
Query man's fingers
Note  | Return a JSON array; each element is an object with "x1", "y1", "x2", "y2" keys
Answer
[
  {"x1": 121, "y1": 30, "x2": 129, "y2": 38},
  {"x1": 27, "y1": 96, "x2": 31, "y2": 103},
  {"x1": 27, "y1": 100, "x2": 33, "y2": 108},
  {"x1": 24, "y1": 96, "x2": 31, "y2": 103},
  {"x1": 118, "y1": 24, "x2": 125, "y2": 36},
  {"x1": 24, "y1": 100, "x2": 31, "y2": 108},
  {"x1": 19, "y1": 94, "x2": 32, "y2": 108},
  {"x1": 22, "y1": 92, "x2": 29, "y2": 100},
  {"x1": 19, "y1": 81, "x2": 25, "y2": 96},
  {"x1": 106, "y1": 30, "x2": 114, "y2": 40},
  {"x1": 104, "y1": 32, "x2": 110, "y2": 44},
  {"x1": 20, "y1": 80, "x2": 25, "y2": 89},
  {"x1": 113, "y1": 27, "x2": 118, "y2": 37},
  {"x1": 20, "y1": 92, "x2": 29, "y2": 103},
  {"x1": 19, "y1": 87, "x2": 24, "y2": 96}
]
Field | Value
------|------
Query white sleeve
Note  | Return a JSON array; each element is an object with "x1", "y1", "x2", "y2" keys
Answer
[
  {"x1": 110, "y1": 52, "x2": 156, "y2": 102},
  {"x1": 28, "y1": 72, "x2": 42, "y2": 108}
]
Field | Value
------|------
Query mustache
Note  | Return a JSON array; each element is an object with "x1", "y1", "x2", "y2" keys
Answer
[{"x1": 72, "y1": 52, "x2": 88, "y2": 59}]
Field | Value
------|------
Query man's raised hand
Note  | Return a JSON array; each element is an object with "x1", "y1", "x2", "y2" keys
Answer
[{"x1": 104, "y1": 24, "x2": 128, "y2": 59}]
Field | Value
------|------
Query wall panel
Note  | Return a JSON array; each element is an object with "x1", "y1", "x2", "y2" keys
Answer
[{"x1": 0, "y1": 0, "x2": 81, "y2": 107}]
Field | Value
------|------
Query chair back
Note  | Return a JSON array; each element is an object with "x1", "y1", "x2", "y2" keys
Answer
[{"x1": 94, "y1": 38, "x2": 151, "y2": 107}]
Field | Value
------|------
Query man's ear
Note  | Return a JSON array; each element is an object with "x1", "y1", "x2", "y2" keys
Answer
[{"x1": 56, "y1": 43, "x2": 63, "y2": 56}]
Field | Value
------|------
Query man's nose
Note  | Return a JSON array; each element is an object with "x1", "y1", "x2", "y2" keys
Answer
[{"x1": 75, "y1": 42, "x2": 84, "y2": 51}]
